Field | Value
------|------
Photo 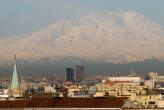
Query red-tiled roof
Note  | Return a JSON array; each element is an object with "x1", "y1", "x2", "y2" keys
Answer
[{"x1": 0, "y1": 97, "x2": 128, "y2": 108}]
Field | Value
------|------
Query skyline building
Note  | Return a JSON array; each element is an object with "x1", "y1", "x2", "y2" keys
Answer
[
  {"x1": 8, "y1": 55, "x2": 22, "y2": 97},
  {"x1": 75, "y1": 66, "x2": 85, "y2": 83},
  {"x1": 65, "y1": 68, "x2": 74, "y2": 82},
  {"x1": 11, "y1": 55, "x2": 19, "y2": 89}
]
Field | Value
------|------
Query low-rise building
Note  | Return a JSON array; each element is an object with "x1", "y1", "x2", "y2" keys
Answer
[{"x1": 44, "y1": 85, "x2": 56, "y2": 93}]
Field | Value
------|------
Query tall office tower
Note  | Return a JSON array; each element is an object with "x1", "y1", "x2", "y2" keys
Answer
[
  {"x1": 75, "y1": 66, "x2": 85, "y2": 83},
  {"x1": 8, "y1": 55, "x2": 22, "y2": 97},
  {"x1": 65, "y1": 68, "x2": 74, "y2": 82}
]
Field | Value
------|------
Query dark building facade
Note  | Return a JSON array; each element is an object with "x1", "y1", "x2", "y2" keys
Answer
[
  {"x1": 75, "y1": 66, "x2": 85, "y2": 83},
  {"x1": 65, "y1": 68, "x2": 74, "y2": 82}
]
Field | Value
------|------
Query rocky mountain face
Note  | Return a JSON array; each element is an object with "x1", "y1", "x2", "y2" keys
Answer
[{"x1": 0, "y1": 11, "x2": 164, "y2": 65}]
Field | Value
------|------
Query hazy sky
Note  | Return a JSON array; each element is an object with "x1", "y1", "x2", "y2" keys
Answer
[{"x1": 0, "y1": 0, "x2": 164, "y2": 37}]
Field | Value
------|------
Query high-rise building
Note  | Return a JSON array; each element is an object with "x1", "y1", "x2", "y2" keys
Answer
[
  {"x1": 65, "y1": 68, "x2": 74, "y2": 82},
  {"x1": 75, "y1": 66, "x2": 85, "y2": 83},
  {"x1": 8, "y1": 55, "x2": 22, "y2": 97}
]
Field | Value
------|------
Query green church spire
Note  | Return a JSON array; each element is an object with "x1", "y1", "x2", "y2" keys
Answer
[{"x1": 11, "y1": 54, "x2": 19, "y2": 89}]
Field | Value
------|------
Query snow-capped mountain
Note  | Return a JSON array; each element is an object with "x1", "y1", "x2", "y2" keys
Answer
[{"x1": 0, "y1": 11, "x2": 164, "y2": 64}]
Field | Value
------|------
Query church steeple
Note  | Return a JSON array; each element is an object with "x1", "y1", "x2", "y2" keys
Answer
[{"x1": 11, "y1": 54, "x2": 19, "y2": 89}]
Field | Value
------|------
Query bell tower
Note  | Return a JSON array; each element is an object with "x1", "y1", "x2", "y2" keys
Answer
[{"x1": 8, "y1": 54, "x2": 22, "y2": 98}]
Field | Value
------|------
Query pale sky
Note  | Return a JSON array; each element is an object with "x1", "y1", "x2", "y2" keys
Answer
[{"x1": 0, "y1": 0, "x2": 164, "y2": 37}]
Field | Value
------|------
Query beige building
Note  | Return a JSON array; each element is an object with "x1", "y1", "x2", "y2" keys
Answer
[
  {"x1": 92, "y1": 83, "x2": 164, "y2": 108},
  {"x1": 44, "y1": 85, "x2": 56, "y2": 93}
]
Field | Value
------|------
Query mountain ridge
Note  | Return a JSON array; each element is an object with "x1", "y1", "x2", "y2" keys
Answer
[{"x1": 0, "y1": 58, "x2": 164, "y2": 76}]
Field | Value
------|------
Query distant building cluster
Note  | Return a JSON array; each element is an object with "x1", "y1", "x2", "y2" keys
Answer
[{"x1": 1, "y1": 56, "x2": 164, "y2": 109}]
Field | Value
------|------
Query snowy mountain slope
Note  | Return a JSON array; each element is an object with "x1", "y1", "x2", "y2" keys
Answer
[{"x1": 0, "y1": 11, "x2": 164, "y2": 64}]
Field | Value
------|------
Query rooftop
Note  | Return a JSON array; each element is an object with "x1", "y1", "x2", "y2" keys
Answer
[{"x1": 0, "y1": 97, "x2": 128, "y2": 108}]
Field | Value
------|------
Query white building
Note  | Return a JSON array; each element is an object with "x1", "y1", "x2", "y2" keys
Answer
[
  {"x1": 44, "y1": 86, "x2": 56, "y2": 93},
  {"x1": 104, "y1": 76, "x2": 141, "y2": 83}
]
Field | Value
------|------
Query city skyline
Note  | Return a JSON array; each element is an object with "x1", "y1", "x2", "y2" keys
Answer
[{"x1": 0, "y1": 1, "x2": 164, "y2": 109}]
